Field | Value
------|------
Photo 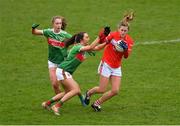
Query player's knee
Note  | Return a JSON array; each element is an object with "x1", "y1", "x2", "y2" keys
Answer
[
  {"x1": 76, "y1": 89, "x2": 81, "y2": 94},
  {"x1": 98, "y1": 88, "x2": 106, "y2": 94},
  {"x1": 52, "y1": 82, "x2": 59, "y2": 89},
  {"x1": 74, "y1": 87, "x2": 81, "y2": 94},
  {"x1": 51, "y1": 79, "x2": 56, "y2": 84}
]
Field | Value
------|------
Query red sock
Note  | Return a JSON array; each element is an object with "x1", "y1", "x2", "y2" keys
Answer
[
  {"x1": 55, "y1": 101, "x2": 63, "y2": 108},
  {"x1": 46, "y1": 100, "x2": 52, "y2": 106},
  {"x1": 46, "y1": 99, "x2": 55, "y2": 106},
  {"x1": 94, "y1": 100, "x2": 101, "y2": 106}
]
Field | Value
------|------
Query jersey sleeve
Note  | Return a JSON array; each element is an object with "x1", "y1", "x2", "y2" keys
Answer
[
  {"x1": 123, "y1": 36, "x2": 134, "y2": 58},
  {"x1": 61, "y1": 30, "x2": 72, "y2": 39},
  {"x1": 127, "y1": 37, "x2": 134, "y2": 54},
  {"x1": 72, "y1": 44, "x2": 83, "y2": 53},
  {"x1": 43, "y1": 28, "x2": 50, "y2": 37},
  {"x1": 77, "y1": 45, "x2": 83, "y2": 52},
  {"x1": 65, "y1": 32, "x2": 72, "y2": 39},
  {"x1": 106, "y1": 32, "x2": 114, "y2": 42}
]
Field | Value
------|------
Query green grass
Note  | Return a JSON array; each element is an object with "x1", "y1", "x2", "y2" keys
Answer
[{"x1": 0, "y1": 0, "x2": 180, "y2": 124}]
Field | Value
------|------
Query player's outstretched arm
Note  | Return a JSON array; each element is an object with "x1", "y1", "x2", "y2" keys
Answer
[
  {"x1": 123, "y1": 50, "x2": 129, "y2": 59},
  {"x1": 31, "y1": 23, "x2": 43, "y2": 35},
  {"x1": 80, "y1": 37, "x2": 100, "y2": 52},
  {"x1": 93, "y1": 42, "x2": 107, "y2": 51}
]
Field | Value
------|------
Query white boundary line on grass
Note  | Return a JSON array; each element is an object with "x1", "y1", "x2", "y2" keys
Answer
[{"x1": 135, "y1": 38, "x2": 180, "y2": 46}]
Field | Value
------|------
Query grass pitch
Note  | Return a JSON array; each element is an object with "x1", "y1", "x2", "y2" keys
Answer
[{"x1": 0, "y1": 0, "x2": 180, "y2": 124}]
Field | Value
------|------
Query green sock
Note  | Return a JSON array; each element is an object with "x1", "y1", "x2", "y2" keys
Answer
[
  {"x1": 59, "y1": 100, "x2": 63, "y2": 106},
  {"x1": 78, "y1": 94, "x2": 84, "y2": 103},
  {"x1": 78, "y1": 94, "x2": 86, "y2": 106},
  {"x1": 50, "y1": 98, "x2": 55, "y2": 103}
]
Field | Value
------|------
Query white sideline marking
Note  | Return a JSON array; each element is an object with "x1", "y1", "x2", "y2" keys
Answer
[{"x1": 135, "y1": 38, "x2": 180, "y2": 46}]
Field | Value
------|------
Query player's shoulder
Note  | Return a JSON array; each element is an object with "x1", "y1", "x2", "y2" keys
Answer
[
  {"x1": 110, "y1": 31, "x2": 119, "y2": 36},
  {"x1": 43, "y1": 28, "x2": 53, "y2": 36},
  {"x1": 44, "y1": 28, "x2": 52, "y2": 31},
  {"x1": 109, "y1": 31, "x2": 121, "y2": 39},
  {"x1": 43, "y1": 28, "x2": 53, "y2": 33},
  {"x1": 72, "y1": 44, "x2": 82, "y2": 51},
  {"x1": 125, "y1": 34, "x2": 134, "y2": 43},
  {"x1": 60, "y1": 30, "x2": 68, "y2": 34}
]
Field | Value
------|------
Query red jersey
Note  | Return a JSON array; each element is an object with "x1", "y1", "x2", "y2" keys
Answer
[{"x1": 102, "y1": 31, "x2": 134, "y2": 68}]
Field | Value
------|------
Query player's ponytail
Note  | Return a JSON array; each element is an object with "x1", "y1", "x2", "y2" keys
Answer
[
  {"x1": 64, "y1": 34, "x2": 77, "y2": 48},
  {"x1": 64, "y1": 32, "x2": 86, "y2": 48},
  {"x1": 119, "y1": 11, "x2": 134, "y2": 30}
]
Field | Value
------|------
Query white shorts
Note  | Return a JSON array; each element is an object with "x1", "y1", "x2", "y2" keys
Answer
[
  {"x1": 48, "y1": 60, "x2": 58, "y2": 68},
  {"x1": 98, "y1": 61, "x2": 122, "y2": 78},
  {"x1": 56, "y1": 68, "x2": 72, "y2": 81}
]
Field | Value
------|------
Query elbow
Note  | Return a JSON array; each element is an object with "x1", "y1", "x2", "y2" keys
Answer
[
  {"x1": 32, "y1": 29, "x2": 40, "y2": 35},
  {"x1": 94, "y1": 46, "x2": 102, "y2": 51},
  {"x1": 124, "y1": 55, "x2": 128, "y2": 59},
  {"x1": 85, "y1": 46, "x2": 93, "y2": 51},
  {"x1": 93, "y1": 48, "x2": 98, "y2": 51},
  {"x1": 32, "y1": 29, "x2": 35, "y2": 34},
  {"x1": 92, "y1": 47, "x2": 98, "y2": 51},
  {"x1": 89, "y1": 45, "x2": 95, "y2": 50},
  {"x1": 123, "y1": 51, "x2": 129, "y2": 58}
]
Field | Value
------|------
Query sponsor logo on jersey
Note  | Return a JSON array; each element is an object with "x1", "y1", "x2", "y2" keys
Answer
[{"x1": 48, "y1": 38, "x2": 65, "y2": 47}]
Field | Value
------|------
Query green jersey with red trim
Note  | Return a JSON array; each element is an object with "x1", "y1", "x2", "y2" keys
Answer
[
  {"x1": 43, "y1": 28, "x2": 72, "y2": 64},
  {"x1": 58, "y1": 44, "x2": 87, "y2": 74}
]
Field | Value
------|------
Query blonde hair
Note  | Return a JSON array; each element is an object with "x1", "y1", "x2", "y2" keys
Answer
[
  {"x1": 51, "y1": 16, "x2": 67, "y2": 30},
  {"x1": 119, "y1": 11, "x2": 134, "y2": 30}
]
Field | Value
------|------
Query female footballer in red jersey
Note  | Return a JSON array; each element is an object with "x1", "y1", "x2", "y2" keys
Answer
[{"x1": 84, "y1": 12, "x2": 135, "y2": 111}]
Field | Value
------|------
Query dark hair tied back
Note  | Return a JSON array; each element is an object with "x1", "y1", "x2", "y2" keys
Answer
[{"x1": 64, "y1": 32, "x2": 86, "y2": 48}]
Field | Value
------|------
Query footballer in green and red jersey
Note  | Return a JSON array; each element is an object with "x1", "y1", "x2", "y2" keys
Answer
[
  {"x1": 57, "y1": 44, "x2": 87, "y2": 77},
  {"x1": 43, "y1": 32, "x2": 101, "y2": 115},
  {"x1": 32, "y1": 16, "x2": 73, "y2": 95},
  {"x1": 43, "y1": 28, "x2": 72, "y2": 64}
]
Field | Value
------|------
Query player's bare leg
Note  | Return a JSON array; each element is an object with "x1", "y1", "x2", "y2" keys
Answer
[
  {"x1": 49, "y1": 67, "x2": 61, "y2": 94},
  {"x1": 92, "y1": 76, "x2": 121, "y2": 111},
  {"x1": 51, "y1": 78, "x2": 80, "y2": 115},
  {"x1": 84, "y1": 75, "x2": 109, "y2": 105}
]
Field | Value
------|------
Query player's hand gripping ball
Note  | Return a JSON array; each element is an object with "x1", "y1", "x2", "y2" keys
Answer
[{"x1": 115, "y1": 40, "x2": 128, "y2": 52}]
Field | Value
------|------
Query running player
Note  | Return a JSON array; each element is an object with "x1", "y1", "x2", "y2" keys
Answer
[
  {"x1": 84, "y1": 12, "x2": 135, "y2": 112},
  {"x1": 32, "y1": 16, "x2": 71, "y2": 95}
]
